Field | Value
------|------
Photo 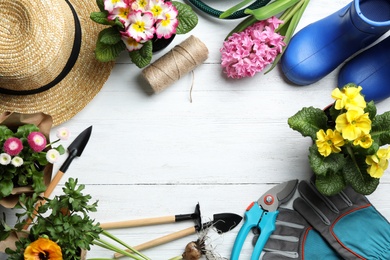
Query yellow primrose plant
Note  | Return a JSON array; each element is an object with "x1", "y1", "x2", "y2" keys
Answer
[{"x1": 288, "y1": 84, "x2": 390, "y2": 195}]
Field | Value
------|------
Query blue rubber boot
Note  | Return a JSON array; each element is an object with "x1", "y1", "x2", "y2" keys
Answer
[
  {"x1": 281, "y1": 0, "x2": 390, "y2": 85},
  {"x1": 338, "y1": 36, "x2": 390, "y2": 102}
]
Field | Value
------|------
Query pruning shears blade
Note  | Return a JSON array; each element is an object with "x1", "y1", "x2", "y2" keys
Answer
[{"x1": 258, "y1": 179, "x2": 298, "y2": 212}]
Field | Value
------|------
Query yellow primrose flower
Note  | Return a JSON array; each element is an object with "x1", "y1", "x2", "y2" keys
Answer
[
  {"x1": 24, "y1": 237, "x2": 62, "y2": 260},
  {"x1": 316, "y1": 129, "x2": 345, "y2": 157},
  {"x1": 366, "y1": 148, "x2": 390, "y2": 178},
  {"x1": 353, "y1": 133, "x2": 373, "y2": 149},
  {"x1": 331, "y1": 86, "x2": 366, "y2": 110},
  {"x1": 335, "y1": 109, "x2": 371, "y2": 141}
]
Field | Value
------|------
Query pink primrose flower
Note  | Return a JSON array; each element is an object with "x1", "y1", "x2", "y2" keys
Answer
[
  {"x1": 104, "y1": 0, "x2": 128, "y2": 12},
  {"x1": 131, "y1": 0, "x2": 150, "y2": 12},
  {"x1": 155, "y1": 2, "x2": 178, "y2": 39},
  {"x1": 121, "y1": 34, "x2": 144, "y2": 51},
  {"x1": 220, "y1": 17, "x2": 285, "y2": 79},
  {"x1": 27, "y1": 132, "x2": 47, "y2": 152},
  {"x1": 126, "y1": 10, "x2": 155, "y2": 42},
  {"x1": 3, "y1": 137, "x2": 23, "y2": 156},
  {"x1": 108, "y1": 6, "x2": 132, "y2": 28}
]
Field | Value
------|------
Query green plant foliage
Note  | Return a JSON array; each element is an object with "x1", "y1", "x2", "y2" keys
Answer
[
  {"x1": 288, "y1": 106, "x2": 328, "y2": 140},
  {"x1": 129, "y1": 40, "x2": 153, "y2": 68},
  {"x1": 3, "y1": 178, "x2": 102, "y2": 260},
  {"x1": 173, "y1": 1, "x2": 198, "y2": 34},
  {"x1": 95, "y1": 29, "x2": 126, "y2": 62}
]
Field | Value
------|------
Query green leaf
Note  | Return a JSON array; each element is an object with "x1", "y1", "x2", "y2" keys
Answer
[
  {"x1": 56, "y1": 144, "x2": 66, "y2": 155},
  {"x1": 96, "y1": 0, "x2": 105, "y2": 12},
  {"x1": 309, "y1": 145, "x2": 345, "y2": 176},
  {"x1": 288, "y1": 106, "x2": 328, "y2": 140},
  {"x1": 95, "y1": 32, "x2": 126, "y2": 62},
  {"x1": 172, "y1": 1, "x2": 198, "y2": 34},
  {"x1": 15, "y1": 124, "x2": 39, "y2": 138},
  {"x1": 365, "y1": 100, "x2": 377, "y2": 120},
  {"x1": 371, "y1": 111, "x2": 390, "y2": 146},
  {"x1": 129, "y1": 40, "x2": 153, "y2": 68},
  {"x1": 342, "y1": 156, "x2": 379, "y2": 195},
  {"x1": 219, "y1": 0, "x2": 254, "y2": 19},
  {"x1": 98, "y1": 27, "x2": 122, "y2": 45},
  {"x1": 244, "y1": 0, "x2": 301, "y2": 21},
  {"x1": 32, "y1": 171, "x2": 46, "y2": 194},
  {"x1": 90, "y1": 11, "x2": 111, "y2": 25},
  {"x1": 315, "y1": 173, "x2": 346, "y2": 196},
  {"x1": 0, "y1": 125, "x2": 13, "y2": 142},
  {"x1": 0, "y1": 179, "x2": 13, "y2": 197}
]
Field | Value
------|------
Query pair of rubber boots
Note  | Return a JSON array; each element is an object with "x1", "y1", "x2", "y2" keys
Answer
[{"x1": 282, "y1": 0, "x2": 390, "y2": 102}]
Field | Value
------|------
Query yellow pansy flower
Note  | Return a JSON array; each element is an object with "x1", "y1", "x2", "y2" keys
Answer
[
  {"x1": 353, "y1": 133, "x2": 373, "y2": 149},
  {"x1": 316, "y1": 129, "x2": 345, "y2": 157},
  {"x1": 366, "y1": 148, "x2": 390, "y2": 178},
  {"x1": 24, "y1": 237, "x2": 62, "y2": 260},
  {"x1": 331, "y1": 86, "x2": 366, "y2": 110},
  {"x1": 335, "y1": 109, "x2": 371, "y2": 141}
]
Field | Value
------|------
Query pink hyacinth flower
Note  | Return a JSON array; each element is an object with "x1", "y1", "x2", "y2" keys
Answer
[
  {"x1": 3, "y1": 137, "x2": 23, "y2": 156},
  {"x1": 27, "y1": 132, "x2": 47, "y2": 152},
  {"x1": 220, "y1": 17, "x2": 285, "y2": 79}
]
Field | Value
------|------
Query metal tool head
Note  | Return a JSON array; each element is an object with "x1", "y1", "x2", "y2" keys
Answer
[
  {"x1": 258, "y1": 179, "x2": 298, "y2": 212},
  {"x1": 59, "y1": 125, "x2": 93, "y2": 173},
  {"x1": 200, "y1": 213, "x2": 242, "y2": 233},
  {"x1": 67, "y1": 125, "x2": 93, "y2": 156}
]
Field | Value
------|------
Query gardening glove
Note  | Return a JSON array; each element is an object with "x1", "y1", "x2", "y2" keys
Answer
[
  {"x1": 262, "y1": 207, "x2": 341, "y2": 260},
  {"x1": 294, "y1": 179, "x2": 390, "y2": 260}
]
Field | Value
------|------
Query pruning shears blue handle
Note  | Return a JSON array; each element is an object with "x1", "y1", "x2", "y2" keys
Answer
[
  {"x1": 230, "y1": 180, "x2": 299, "y2": 260},
  {"x1": 231, "y1": 201, "x2": 278, "y2": 260}
]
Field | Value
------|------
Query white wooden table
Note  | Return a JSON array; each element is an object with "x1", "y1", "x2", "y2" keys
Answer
[{"x1": 41, "y1": 0, "x2": 390, "y2": 258}]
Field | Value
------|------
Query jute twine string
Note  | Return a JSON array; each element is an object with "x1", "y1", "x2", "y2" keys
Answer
[{"x1": 142, "y1": 35, "x2": 209, "y2": 94}]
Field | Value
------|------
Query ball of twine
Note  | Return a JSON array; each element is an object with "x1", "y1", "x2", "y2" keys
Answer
[{"x1": 142, "y1": 35, "x2": 209, "y2": 93}]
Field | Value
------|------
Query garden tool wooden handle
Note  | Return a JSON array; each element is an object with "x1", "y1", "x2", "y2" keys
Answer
[
  {"x1": 44, "y1": 170, "x2": 65, "y2": 198},
  {"x1": 100, "y1": 215, "x2": 176, "y2": 229},
  {"x1": 22, "y1": 170, "x2": 65, "y2": 230},
  {"x1": 114, "y1": 226, "x2": 196, "y2": 258}
]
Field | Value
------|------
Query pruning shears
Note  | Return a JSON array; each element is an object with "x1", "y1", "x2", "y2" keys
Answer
[{"x1": 231, "y1": 179, "x2": 299, "y2": 260}]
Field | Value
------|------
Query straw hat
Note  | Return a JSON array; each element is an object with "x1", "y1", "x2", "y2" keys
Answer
[{"x1": 0, "y1": 0, "x2": 114, "y2": 126}]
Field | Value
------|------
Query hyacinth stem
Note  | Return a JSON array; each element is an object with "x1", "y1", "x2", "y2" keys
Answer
[
  {"x1": 92, "y1": 240, "x2": 144, "y2": 260},
  {"x1": 276, "y1": 0, "x2": 305, "y2": 32},
  {"x1": 168, "y1": 256, "x2": 183, "y2": 260},
  {"x1": 264, "y1": 0, "x2": 310, "y2": 74},
  {"x1": 225, "y1": 15, "x2": 257, "y2": 39},
  {"x1": 91, "y1": 230, "x2": 151, "y2": 260}
]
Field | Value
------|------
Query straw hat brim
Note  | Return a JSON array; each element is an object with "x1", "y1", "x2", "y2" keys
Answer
[{"x1": 0, "y1": 0, "x2": 114, "y2": 126}]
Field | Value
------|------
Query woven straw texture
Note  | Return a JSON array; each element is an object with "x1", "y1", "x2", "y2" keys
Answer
[{"x1": 0, "y1": 0, "x2": 114, "y2": 126}]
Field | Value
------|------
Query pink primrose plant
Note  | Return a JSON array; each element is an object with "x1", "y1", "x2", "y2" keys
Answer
[{"x1": 104, "y1": 0, "x2": 178, "y2": 51}]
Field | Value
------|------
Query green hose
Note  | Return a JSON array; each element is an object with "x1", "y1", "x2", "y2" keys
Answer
[{"x1": 187, "y1": 0, "x2": 271, "y2": 19}]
